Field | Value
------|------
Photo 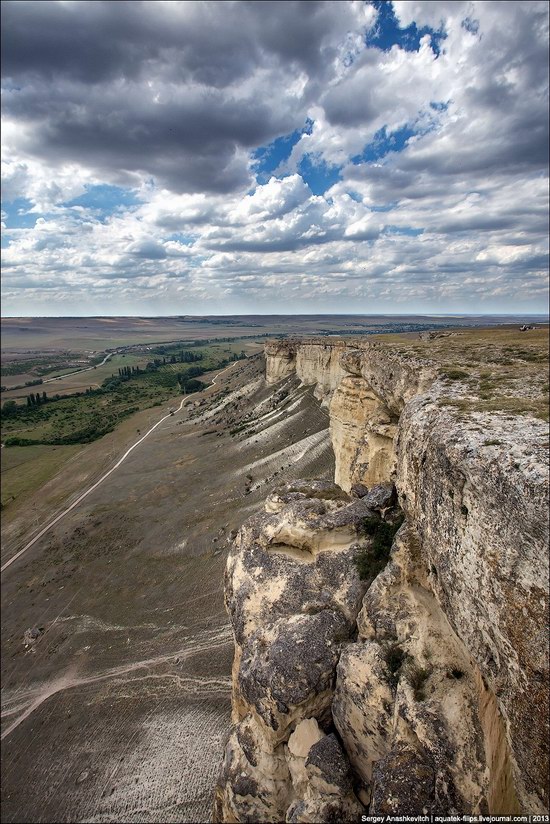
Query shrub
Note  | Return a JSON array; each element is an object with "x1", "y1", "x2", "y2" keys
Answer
[
  {"x1": 355, "y1": 514, "x2": 404, "y2": 573},
  {"x1": 230, "y1": 423, "x2": 249, "y2": 436},
  {"x1": 440, "y1": 369, "x2": 469, "y2": 380},
  {"x1": 353, "y1": 514, "x2": 404, "y2": 582},
  {"x1": 383, "y1": 642, "x2": 406, "y2": 684},
  {"x1": 182, "y1": 378, "x2": 205, "y2": 393},
  {"x1": 404, "y1": 661, "x2": 431, "y2": 701},
  {"x1": 1, "y1": 400, "x2": 18, "y2": 418},
  {"x1": 5, "y1": 436, "x2": 35, "y2": 446}
]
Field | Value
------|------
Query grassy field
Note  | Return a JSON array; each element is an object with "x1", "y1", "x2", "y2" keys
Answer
[
  {"x1": 0, "y1": 341, "x2": 252, "y2": 447},
  {"x1": 1, "y1": 353, "x2": 147, "y2": 401},
  {"x1": 5, "y1": 314, "x2": 545, "y2": 353},
  {"x1": 1, "y1": 316, "x2": 271, "y2": 351},
  {"x1": 0, "y1": 337, "x2": 263, "y2": 512},
  {"x1": 373, "y1": 326, "x2": 549, "y2": 421},
  {"x1": 1, "y1": 443, "x2": 83, "y2": 509}
]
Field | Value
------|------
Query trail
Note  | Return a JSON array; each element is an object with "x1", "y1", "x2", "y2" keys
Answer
[
  {"x1": 1, "y1": 362, "x2": 237, "y2": 573},
  {"x1": 42, "y1": 352, "x2": 113, "y2": 383},
  {"x1": 0, "y1": 624, "x2": 233, "y2": 740}
]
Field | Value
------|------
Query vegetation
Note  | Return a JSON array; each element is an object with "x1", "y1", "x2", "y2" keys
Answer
[
  {"x1": 383, "y1": 642, "x2": 406, "y2": 684},
  {"x1": 230, "y1": 423, "x2": 250, "y2": 436},
  {"x1": 440, "y1": 368, "x2": 469, "y2": 381},
  {"x1": 354, "y1": 514, "x2": 404, "y2": 582},
  {"x1": 1, "y1": 443, "x2": 81, "y2": 509},
  {"x1": 1, "y1": 344, "x2": 240, "y2": 448},
  {"x1": 0, "y1": 352, "x2": 103, "y2": 378},
  {"x1": 404, "y1": 661, "x2": 432, "y2": 701},
  {"x1": 182, "y1": 378, "x2": 205, "y2": 393},
  {"x1": 380, "y1": 326, "x2": 549, "y2": 422},
  {"x1": 2, "y1": 400, "x2": 18, "y2": 417}
]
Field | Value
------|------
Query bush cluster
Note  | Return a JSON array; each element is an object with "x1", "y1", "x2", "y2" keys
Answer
[{"x1": 354, "y1": 514, "x2": 404, "y2": 583}]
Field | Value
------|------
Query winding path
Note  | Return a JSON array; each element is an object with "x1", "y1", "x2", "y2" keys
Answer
[
  {"x1": 1, "y1": 361, "x2": 237, "y2": 573},
  {"x1": 42, "y1": 352, "x2": 113, "y2": 384}
]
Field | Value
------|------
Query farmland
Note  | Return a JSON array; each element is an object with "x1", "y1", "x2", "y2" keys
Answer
[{"x1": 1, "y1": 341, "x2": 256, "y2": 513}]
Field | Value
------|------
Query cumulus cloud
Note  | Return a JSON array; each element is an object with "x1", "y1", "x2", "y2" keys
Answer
[
  {"x1": 1, "y1": 0, "x2": 548, "y2": 314},
  {"x1": 1, "y1": 0, "x2": 372, "y2": 195}
]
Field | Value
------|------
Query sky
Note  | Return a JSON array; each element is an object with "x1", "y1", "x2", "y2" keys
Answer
[{"x1": 1, "y1": 0, "x2": 548, "y2": 317}]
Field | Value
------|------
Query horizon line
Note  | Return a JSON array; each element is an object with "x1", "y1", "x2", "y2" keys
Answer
[{"x1": 2, "y1": 313, "x2": 549, "y2": 320}]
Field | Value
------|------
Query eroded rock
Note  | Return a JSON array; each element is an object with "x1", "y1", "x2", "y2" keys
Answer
[
  {"x1": 215, "y1": 481, "x2": 375, "y2": 821},
  {"x1": 216, "y1": 336, "x2": 548, "y2": 820}
]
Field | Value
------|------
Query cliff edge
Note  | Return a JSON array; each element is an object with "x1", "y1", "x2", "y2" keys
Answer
[{"x1": 215, "y1": 329, "x2": 549, "y2": 820}]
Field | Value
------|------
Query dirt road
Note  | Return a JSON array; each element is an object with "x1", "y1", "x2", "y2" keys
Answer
[
  {"x1": 42, "y1": 352, "x2": 113, "y2": 383},
  {"x1": 1, "y1": 362, "x2": 237, "y2": 574}
]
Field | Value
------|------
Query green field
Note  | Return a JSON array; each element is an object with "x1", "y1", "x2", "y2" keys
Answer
[
  {"x1": 1, "y1": 443, "x2": 82, "y2": 509},
  {"x1": 1, "y1": 342, "x2": 248, "y2": 448},
  {"x1": 1, "y1": 353, "x2": 148, "y2": 402},
  {"x1": 0, "y1": 337, "x2": 262, "y2": 511}
]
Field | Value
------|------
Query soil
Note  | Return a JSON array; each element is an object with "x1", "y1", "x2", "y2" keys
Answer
[{"x1": 1, "y1": 354, "x2": 334, "y2": 823}]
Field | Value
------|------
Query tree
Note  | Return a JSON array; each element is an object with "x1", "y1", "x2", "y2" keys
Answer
[
  {"x1": 2, "y1": 400, "x2": 18, "y2": 417},
  {"x1": 181, "y1": 378, "x2": 204, "y2": 394}
]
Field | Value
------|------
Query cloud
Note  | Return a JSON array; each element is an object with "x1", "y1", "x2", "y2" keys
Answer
[
  {"x1": 127, "y1": 240, "x2": 167, "y2": 260},
  {"x1": 1, "y1": 0, "x2": 548, "y2": 314},
  {"x1": 1, "y1": 0, "x2": 373, "y2": 195}
]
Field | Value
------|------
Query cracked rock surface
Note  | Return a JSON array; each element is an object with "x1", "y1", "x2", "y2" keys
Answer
[
  {"x1": 214, "y1": 481, "x2": 372, "y2": 822},
  {"x1": 215, "y1": 333, "x2": 548, "y2": 820}
]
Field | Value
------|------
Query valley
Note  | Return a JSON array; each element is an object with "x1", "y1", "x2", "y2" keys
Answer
[
  {"x1": 0, "y1": 350, "x2": 334, "y2": 822},
  {"x1": 1, "y1": 315, "x2": 547, "y2": 822}
]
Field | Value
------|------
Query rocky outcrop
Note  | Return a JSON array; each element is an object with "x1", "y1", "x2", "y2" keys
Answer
[
  {"x1": 334, "y1": 521, "x2": 492, "y2": 814},
  {"x1": 214, "y1": 480, "x2": 380, "y2": 821},
  {"x1": 216, "y1": 337, "x2": 549, "y2": 819},
  {"x1": 398, "y1": 400, "x2": 549, "y2": 813},
  {"x1": 266, "y1": 339, "x2": 349, "y2": 400},
  {"x1": 266, "y1": 339, "x2": 436, "y2": 493},
  {"x1": 329, "y1": 376, "x2": 397, "y2": 492}
]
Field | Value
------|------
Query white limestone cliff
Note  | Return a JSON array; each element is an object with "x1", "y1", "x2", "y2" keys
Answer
[{"x1": 214, "y1": 337, "x2": 549, "y2": 820}]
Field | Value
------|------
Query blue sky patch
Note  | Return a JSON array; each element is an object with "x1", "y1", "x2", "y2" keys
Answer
[
  {"x1": 367, "y1": 0, "x2": 447, "y2": 56},
  {"x1": 165, "y1": 233, "x2": 196, "y2": 245},
  {"x1": 352, "y1": 124, "x2": 418, "y2": 165},
  {"x1": 461, "y1": 17, "x2": 480, "y2": 35},
  {"x1": 63, "y1": 184, "x2": 141, "y2": 219},
  {"x1": 1, "y1": 197, "x2": 38, "y2": 229},
  {"x1": 252, "y1": 119, "x2": 313, "y2": 183},
  {"x1": 298, "y1": 155, "x2": 341, "y2": 195}
]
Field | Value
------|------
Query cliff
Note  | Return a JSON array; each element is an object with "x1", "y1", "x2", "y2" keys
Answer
[{"x1": 215, "y1": 330, "x2": 549, "y2": 820}]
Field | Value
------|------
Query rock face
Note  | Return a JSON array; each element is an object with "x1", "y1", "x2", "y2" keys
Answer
[
  {"x1": 329, "y1": 375, "x2": 397, "y2": 492},
  {"x1": 213, "y1": 481, "x2": 377, "y2": 822},
  {"x1": 398, "y1": 400, "x2": 549, "y2": 813},
  {"x1": 215, "y1": 337, "x2": 549, "y2": 819}
]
